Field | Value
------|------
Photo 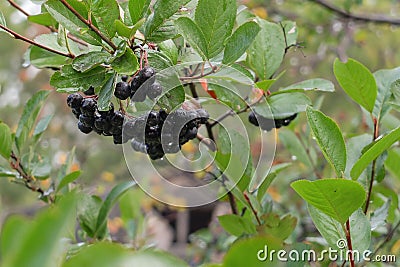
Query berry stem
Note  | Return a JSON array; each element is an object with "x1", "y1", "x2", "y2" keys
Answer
[
  {"x1": 0, "y1": 24, "x2": 75, "y2": 58},
  {"x1": 59, "y1": 0, "x2": 117, "y2": 51}
]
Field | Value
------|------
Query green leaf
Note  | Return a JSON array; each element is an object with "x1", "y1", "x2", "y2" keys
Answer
[
  {"x1": 2, "y1": 193, "x2": 77, "y2": 267},
  {"x1": 29, "y1": 46, "x2": 70, "y2": 69},
  {"x1": 255, "y1": 163, "x2": 291, "y2": 200},
  {"x1": 255, "y1": 79, "x2": 277, "y2": 92},
  {"x1": 78, "y1": 195, "x2": 102, "y2": 238},
  {"x1": 0, "y1": 122, "x2": 12, "y2": 160},
  {"x1": 370, "y1": 200, "x2": 390, "y2": 230},
  {"x1": 0, "y1": 11, "x2": 12, "y2": 37},
  {"x1": 222, "y1": 21, "x2": 260, "y2": 65},
  {"x1": 373, "y1": 67, "x2": 400, "y2": 120},
  {"x1": 281, "y1": 78, "x2": 335, "y2": 92},
  {"x1": 63, "y1": 243, "x2": 189, "y2": 267},
  {"x1": 261, "y1": 213, "x2": 297, "y2": 241},
  {"x1": 281, "y1": 20, "x2": 298, "y2": 47},
  {"x1": 291, "y1": 179, "x2": 366, "y2": 224},
  {"x1": 45, "y1": 0, "x2": 102, "y2": 46},
  {"x1": 129, "y1": 0, "x2": 151, "y2": 25},
  {"x1": 279, "y1": 130, "x2": 313, "y2": 168},
  {"x1": 31, "y1": 157, "x2": 52, "y2": 180},
  {"x1": 146, "y1": 20, "x2": 179, "y2": 42},
  {"x1": 111, "y1": 48, "x2": 139, "y2": 75},
  {"x1": 33, "y1": 114, "x2": 53, "y2": 138},
  {"x1": 97, "y1": 73, "x2": 116, "y2": 111},
  {"x1": 28, "y1": 12, "x2": 58, "y2": 27},
  {"x1": 0, "y1": 166, "x2": 17, "y2": 177},
  {"x1": 0, "y1": 216, "x2": 31, "y2": 260},
  {"x1": 247, "y1": 19, "x2": 285, "y2": 80},
  {"x1": 115, "y1": 18, "x2": 145, "y2": 39},
  {"x1": 34, "y1": 33, "x2": 70, "y2": 53},
  {"x1": 345, "y1": 134, "x2": 371, "y2": 181},
  {"x1": 309, "y1": 205, "x2": 370, "y2": 253},
  {"x1": 147, "y1": 50, "x2": 174, "y2": 71},
  {"x1": 144, "y1": 0, "x2": 190, "y2": 37},
  {"x1": 175, "y1": 17, "x2": 208, "y2": 60},
  {"x1": 57, "y1": 170, "x2": 81, "y2": 193},
  {"x1": 159, "y1": 40, "x2": 178, "y2": 65},
  {"x1": 16, "y1": 91, "x2": 50, "y2": 150},
  {"x1": 72, "y1": 51, "x2": 111, "y2": 72},
  {"x1": 333, "y1": 58, "x2": 377, "y2": 113},
  {"x1": 50, "y1": 65, "x2": 107, "y2": 93},
  {"x1": 95, "y1": 181, "x2": 136, "y2": 239},
  {"x1": 195, "y1": 0, "x2": 237, "y2": 59},
  {"x1": 254, "y1": 92, "x2": 311, "y2": 119},
  {"x1": 222, "y1": 236, "x2": 282, "y2": 266},
  {"x1": 91, "y1": 0, "x2": 120, "y2": 39},
  {"x1": 209, "y1": 84, "x2": 247, "y2": 112},
  {"x1": 218, "y1": 214, "x2": 256, "y2": 236},
  {"x1": 386, "y1": 148, "x2": 400, "y2": 181},
  {"x1": 351, "y1": 126, "x2": 400, "y2": 180},
  {"x1": 306, "y1": 106, "x2": 347, "y2": 177}
]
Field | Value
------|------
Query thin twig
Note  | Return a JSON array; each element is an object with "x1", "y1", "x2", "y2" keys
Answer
[
  {"x1": 345, "y1": 220, "x2": 355, "y2": 267},
  {"x1": 10, "y1": 151, "x2": 53, "y2": 203},
  {"x1": 179, "y1": 66, "x2": 218, "y2": 81},
  {"x1": 7, "y1": 0, "x2": 29, "y2": 16},
  {"x1": 309, "y1": 0, "x2": 400, "y2": 26},
  {"x1": 364, "y1": 117, "x2": 379, "y2": 214},
  {"x1": 0, "y1": 24, "x2": 75, "y2": 58},
  {"x1": 7, "y1": 0, "x2": 88, "y2": 47},
  {"x1": 59, "y1": 0, "x2": 117, "y2": 51},
  {"x1": 244, "y1": 193, "x2": 262, "y2": 226}
]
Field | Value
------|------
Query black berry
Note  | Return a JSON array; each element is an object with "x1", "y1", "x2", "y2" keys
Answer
[
  {"x1": 78, "y1": 121, "x2": 93, "y2": 134},
  {"x1": 114, "y1": 82, "x2": 131, "y2": 100},
  {"x1": 80, "y1": 98, "x2": 97, "y2": 116},
  {"x1": 67, "y1": 93, "x2": 83, "y2": 109}
]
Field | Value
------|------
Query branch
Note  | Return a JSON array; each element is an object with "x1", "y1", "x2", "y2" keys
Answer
[
  {"x1": 0, "y1": 24, "x2": 75, "y2": 58},
  {"x1": 364, "y1": 117, "x2": 379, "y2": 214},
  {"x1": 7, "y1": 0, "x2": 29, "y2": 16},
  {"x1": 59, "y1": 0, "x2": 117, "y2": 51},
  {"x1": 7, "y1": 0, "x2": 88, "y2": 47},
  {"x1": 309, "y1": 0, "x2": 400, "y2": 26},
  {"x1": 10, "y1": 152, "x2": 54, "y2": 203}
]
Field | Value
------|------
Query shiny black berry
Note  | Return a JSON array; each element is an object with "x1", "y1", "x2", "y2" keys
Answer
[
  {"x1": 79, "y1": 114, "x2": 95, "y2": 127},
  {"x1": 114, "y1": 82, "x2": 131, "y2": 100},
  {"x1": 248, "y1": 112, "x2": 259, "y2": 126},
  {"x1": 72, "y1": 108, "x2": 81, "y2": 119},
  {"x1": 147, "y1": 82, "x2": 163, "y2": 99},
  {"x1": 78, "y1": 121, "x2": 93, "y2": 134},
  {"x1": 80, "y1": 98, "x2": 97, "y2": 116},
  {"x1": 111, "y1": 111, "x2": 125, "y2": 127},
  {"x1": 139, "y1": 67, "x2": 155, "y2": 81},
  {"x1": 67, "y1": 93, "x2": 83, "y2": 109}
]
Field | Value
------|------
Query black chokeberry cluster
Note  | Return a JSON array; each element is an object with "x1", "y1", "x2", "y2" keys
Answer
[
  {"x1": 114, "y1": 67, "x2": 163, "y2": 102},
  {"x1": 248, "y1": 111, "x2": 297, "y2": 131},
  {"x1": 66, "y1": 93, "x2": 126, "y2": 144},
  {"x1": 126, "y1": 108, "x2": 209, "y2": 160}
]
